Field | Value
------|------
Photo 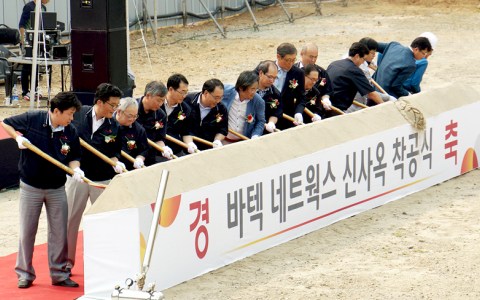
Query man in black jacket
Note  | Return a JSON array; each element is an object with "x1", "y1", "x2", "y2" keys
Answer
[
  {"x1": 161, "y1": 74, "x2": 194, "y2": 156},
  {"x1": 65, "y1": 83, "x2": 124, "y2": 274},
  {"x1": 2, "y1": 92, "x2": 82, "y2": 288},
  {"x1": 294, "y1": 42, "x2": 334, "y2": 114},
  {"x1": 136, "y1": 81, "x2": 173, "y2": 164},
  {"x1": 256, "y1": 61, "x2": 282, "y2": 134},
  {"x1": 184, "y1": 79, "x2": 228, "y2": 150},
  {"x1": 271, "y1": 43, "x2": 307, "y2": 130},
  {"x1": 115, "y1": 97, "x2": 149, "y2": 170}
]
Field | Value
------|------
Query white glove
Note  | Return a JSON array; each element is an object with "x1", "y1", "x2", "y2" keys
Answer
[
  {"x1": 187, "y1": 142, "x2": 198, "y2": 154},
  {"x1": 72, "y1": 167, "x2": 85, "y2": 183},
  {"x1": 213, "y1": 139, "x2": 223, "y2": 148},
  {"x1": 322, "y1": 98, "x2": 332, "y2": 110},
  {"x1": 265, "y1": 122, "x2": 276, "y2": 133},
  {"x1": 16, "y1": 136, "x2": 30, "y2": 149},
  {"x1": 312, "y1": 114, "x2": 322, "y2": 122},
  {"x1": 388, "y1": 96, "x2": 398, "y2": 102},
  {"x1": 162, "y1": 146, "x2": 174, "y2": 160},
  {"x1": 113, "y1": 161, "x2": 126, "y2": 174},
  {"x1": 407, "y1": 92, "x2": 412, "y2": 96},
  {"x1": 133, "y1": 158, "x2": 144, "y2": 169},
  {"x1": 251, "y1": 135, "x2": 260, "y2": 139},
  {"x1": 293, "y1": 113, "x2": 303, "y2": 126}
]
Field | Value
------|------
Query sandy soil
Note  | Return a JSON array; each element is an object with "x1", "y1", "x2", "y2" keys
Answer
[{"x1": 1, "y1": 0, "x2": 480, "y2": 298}]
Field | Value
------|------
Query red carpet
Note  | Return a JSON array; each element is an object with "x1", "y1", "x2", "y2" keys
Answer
[{"x1": 0, "y1": 232, "x2": 85, "y2": 300}]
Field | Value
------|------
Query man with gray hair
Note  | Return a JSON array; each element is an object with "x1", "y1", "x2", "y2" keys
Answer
[
  {"x1": 115, "y1": 98, "x2": 149, "y2": 170},
  {"x1": 271, "y1": 43, "x2": 306, "y2": 129},
  {"x1": 136, "y1": 81, "x2": 173, "y2": 165}
]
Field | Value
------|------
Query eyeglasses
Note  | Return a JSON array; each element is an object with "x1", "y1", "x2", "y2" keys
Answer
[
  {"x1": 306, "y1": 76, "x2": 318, "y2": 83},
  {"x1": 208, "y1": 91, "x2": 223, "y2": 101},
  {"x1": 122, "y1": 111, "x2": 138, "y2": 120},
  {"x1": 281, "y1": 57, "x2": 296, "y2": 64},
  {"x1": 105, "y1": 101, "x2": 119, "y2": 109},
  {"x1": 265, "y1": 73, "x2": 278, "y2": 81},
  {"x1": 174, "y1": 89, "x2": 188, "y2": 96}
]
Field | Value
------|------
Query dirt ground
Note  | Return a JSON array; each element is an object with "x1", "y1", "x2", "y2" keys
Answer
[{"x1": 1, "y1": 0, "x2": 480, "y2": 299}]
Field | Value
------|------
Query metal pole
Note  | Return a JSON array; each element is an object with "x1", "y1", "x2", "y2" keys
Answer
[
  {"x1": 277, "y1": 0, "x2": 294, "y2": 23},
  {"x1": 141, "y1": 0, "x2": 157, "y2": 41},
  {"x1": 182, "y1": 0, "x2": 187, "y2": 27},
  {"x1": 142, "y1": 170, "x2": 170, "y2": 275},
  {"x1": 221, "y1": 0, "x2": 225, "y2": 21},
  {"x1": 154, "y1": 0, "x2": 158, "y2": 44},
  {"x1": 244, "y1": 0, "x2": 259, "y2": 31},
  {"x1": 126, "y1": 0, "x2": 131, "y2": 66},
  {"x1": 313, "y1": 0, "x2": 322, "y2": 15},
  {"x1": 29, "y1": 0, "x2": 42, "y2": 110},
  {"x1": 198, "y1": 0, "x2": 226, "y2": 38}
]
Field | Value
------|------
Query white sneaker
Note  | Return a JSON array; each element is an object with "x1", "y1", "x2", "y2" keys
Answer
[{"x1": 23, "y1": 92, "x2": 31, "y2": 101}]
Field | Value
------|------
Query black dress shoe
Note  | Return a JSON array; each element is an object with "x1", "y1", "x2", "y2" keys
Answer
[
  {"x1": 53, "y1": 278, "x2": 79, "y2": 287},
  {"x1": 18, "y1": 279, "x2": 33, "y2": 288}
]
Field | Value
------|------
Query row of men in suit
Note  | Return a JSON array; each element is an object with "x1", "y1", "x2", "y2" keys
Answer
[{"x1": 2, "y1": 36, "x2": 434, "y2": 287}]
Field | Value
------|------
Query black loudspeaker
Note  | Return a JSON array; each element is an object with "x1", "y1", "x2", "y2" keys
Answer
[
  {"x1": 70, "y1": 0, "x2": 126, "y2": 30},
  {"x1": 71, "y1": 28, "x2": 128, "y2": 91},
  {"x1": 0, "y1": 25, "x2": 21, "y2": 45}
]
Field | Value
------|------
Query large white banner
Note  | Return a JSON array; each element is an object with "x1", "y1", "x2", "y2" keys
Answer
[{"x1": 84, "y1": 101, "x2": 480, "y2": 296}]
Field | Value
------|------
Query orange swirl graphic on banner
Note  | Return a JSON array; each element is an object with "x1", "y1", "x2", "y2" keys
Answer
[
  {"x1": 150, "y1": 194, "x2": 182, "y2": 227},
  {"x1": 140, "y1": 232, "x2": 147, "y2": 266},
  {"x1": 461, "y1": 148, "x2": 478, "y2": 174}
]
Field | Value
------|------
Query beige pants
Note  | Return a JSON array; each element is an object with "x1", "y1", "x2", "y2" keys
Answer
[{"x1": 65, "y1": 176, "x2": 110, "y2": 270}]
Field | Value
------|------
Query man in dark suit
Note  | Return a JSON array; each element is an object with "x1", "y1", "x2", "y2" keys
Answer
[
  {"x1": 256, "y1": 61, "x2": 282, "y2": 134},
  {"x1": 294, "y1": 42, "x2": 334, "y2": 114},
  {"x1": 272, "y1": 43, "x2": 306, "y2": 130},
  {"x1": 327, "y1": 43, "x2": 384, "y2": 112},
  {"x1": 161, "y1": 74, "x2": 194, "y2": 156},
  {"x1": 184, "y1": 79, "x2": 228, "y2": 150},
  {"x1": 373, "y1": 37, "x2": 431, "y2": 99}
]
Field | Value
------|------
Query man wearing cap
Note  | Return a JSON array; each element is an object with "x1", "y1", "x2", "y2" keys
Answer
[
  {"x1": 403, "y1": 32, "x2": 438, "y2": 94},
  {"x1": 372, "y1": 37, "x2": 432, "y2": 99}
]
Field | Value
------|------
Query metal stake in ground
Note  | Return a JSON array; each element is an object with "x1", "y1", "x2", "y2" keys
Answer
[{"x1": 199, "y1": 0, "x2": 226, "y2": 38}]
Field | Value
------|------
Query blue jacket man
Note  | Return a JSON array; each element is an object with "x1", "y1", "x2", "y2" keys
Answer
[
  {"x1": 221, "y1": 71, "x2": 265, "y2": 142},
  {"x1": 373, "y1": 37, "x2": 432, "y2": 99}
]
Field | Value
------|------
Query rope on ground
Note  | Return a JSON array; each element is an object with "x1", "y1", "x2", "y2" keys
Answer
[{"x1": 394, "y1": 99, "x2": 426, "y2": 130}]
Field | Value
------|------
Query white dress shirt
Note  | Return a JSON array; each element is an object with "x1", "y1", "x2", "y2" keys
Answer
[
  {"x1": 274, "y1": 60, "x2": 287, "y2": 92},
  {"x1": 92, "y1": 107, "x2": 105, "y2": 134},
  {"x1": 164, "y1": 99, "x2": 178, "y2": 117},
  {"x1": 197, "y1": 95, "x2": 212, "y2": 120},
  {"x1": 226, "y1": 92, "x2": 250, "y2": 140}
]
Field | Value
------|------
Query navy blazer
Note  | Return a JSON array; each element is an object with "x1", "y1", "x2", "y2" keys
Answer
[
  {"x1": 221, "y1": 84, "x2": 265, "y2": 138},
  {"x1": 373, "y1": 42, "x2": 417, "y2": 98},
  {"x1": 277, "y1": 65, "x2": 306, "y2": 130}
]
